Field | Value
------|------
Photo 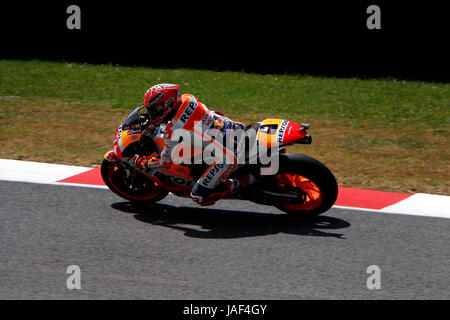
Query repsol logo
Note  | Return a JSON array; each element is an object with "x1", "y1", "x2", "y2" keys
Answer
[
  {"x1": 202, "y1": 163, "x2": 224, "y2": 187},
  {"x1": 277, "y1": 120, "x2": 289, "y2": 144},
  {"x1": 180, "y1": 100, "x2": 198, "y2": 124}
]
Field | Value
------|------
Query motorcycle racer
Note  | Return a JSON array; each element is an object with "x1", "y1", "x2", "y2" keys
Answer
[{"x1": 130, "y1": 83, "x2": 254, "y2": 206}]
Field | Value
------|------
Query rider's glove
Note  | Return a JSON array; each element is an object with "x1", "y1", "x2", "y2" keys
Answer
[
  {"x1": 130, "y1": 154, "x2": 149, "y2": 171},
  {"x1": 130, "y1": 155, "x2": 171, "y2": 172}
]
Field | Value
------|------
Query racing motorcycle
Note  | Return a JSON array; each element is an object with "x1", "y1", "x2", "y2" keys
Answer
[{"x1": 101, "y1": 105, "x2": 338, "y2": 217}]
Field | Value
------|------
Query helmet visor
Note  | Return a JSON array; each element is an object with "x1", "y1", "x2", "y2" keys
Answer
[{"x1": 146, "y1": 103, "x2": 165, "y2": 121}]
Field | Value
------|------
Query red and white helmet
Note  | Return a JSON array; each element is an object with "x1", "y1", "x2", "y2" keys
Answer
[{"x1": 143, "y1": 84, "x2": 180, "y2": 123}]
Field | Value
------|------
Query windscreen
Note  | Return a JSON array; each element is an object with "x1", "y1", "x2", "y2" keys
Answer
[{"x1": 121, "y1": 105, "x2": 149, "y2": 130}]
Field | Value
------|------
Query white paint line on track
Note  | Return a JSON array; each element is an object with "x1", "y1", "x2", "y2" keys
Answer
[
  {"x1": 0, "y1": 159, "x2": 92, "y2": 184},
  {"x1": 334, "y1": 204, "x2": 450, "y2": 219},
  {"x1": 0, "y1": 179, "x2": 109, "y2": 190},
  {"x1": 1, "y1": 158, "x2": 449, "y2": 219},
  {"x1": 380, "y1": 193, "x2": 450, "y2": 219}
]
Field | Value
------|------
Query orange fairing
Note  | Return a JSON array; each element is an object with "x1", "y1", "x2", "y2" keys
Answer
[
  {"x1": 122, "y1": 130, "x2": 142, "y2": 149},
  {"x1": 147, "y1": 163, "x2": 194, "y2": 194},
  {"x1": 112, "y1": 129, "x2": 142, "y2": 158},
  {"x1": 257, "y1": 119, "x2": 283, "y2": 149},
  {"x1": 257, "y1": 119, "x2": 308, "y2": 149}
]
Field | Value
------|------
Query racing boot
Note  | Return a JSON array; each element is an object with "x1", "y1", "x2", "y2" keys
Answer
[
  {"x1": 227, "y1": 174, "x2": 256, "y2": 195},
  {"x1": 191, "y1": 174, "x2": 255, "y2": 206}
]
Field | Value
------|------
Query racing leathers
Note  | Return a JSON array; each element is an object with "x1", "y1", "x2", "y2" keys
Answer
[{"x1": 134, "y1": 93, "x2": 248, "y2": 205}]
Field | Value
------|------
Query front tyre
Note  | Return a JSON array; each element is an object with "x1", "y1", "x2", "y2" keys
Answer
[
  {"x1": 101, "y1": 158, "x2": 168, "y2": 203},
  {"x1": 274, "y1": 154, "x2": 338, "y2": 217}
]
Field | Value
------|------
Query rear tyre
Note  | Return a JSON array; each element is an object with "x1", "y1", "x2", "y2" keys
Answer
[
  {"x1": 274, "y1": 154, "x2": 338, "y2": 217},
  {"x1": 101, "y1": 158, "x2": 168, "y2": 203}
]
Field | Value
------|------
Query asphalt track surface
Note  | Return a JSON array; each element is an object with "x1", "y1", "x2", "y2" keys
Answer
[{"x1": 1, "y1": 181, "x2": 449, "y2": 300}]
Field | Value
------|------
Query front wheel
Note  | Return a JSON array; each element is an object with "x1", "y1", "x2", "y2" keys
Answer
[
  {"x1": 273, "y1": 154, "x2": 338, "y2": 217},
  {"x1": 101, "y1": 158, "x2": 168, "y2": 203}
]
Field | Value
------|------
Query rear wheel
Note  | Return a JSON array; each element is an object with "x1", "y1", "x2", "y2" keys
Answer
[
  {"x1": 273, "y1": 154, "x2": 338, "y2": 217},
  {"x1": 101, "y1": 158, "x2": 168, "y2": 203}
]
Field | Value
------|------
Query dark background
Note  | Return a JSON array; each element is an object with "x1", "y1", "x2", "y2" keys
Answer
[{"x1": 1, "y1": 1, "x2": 448, "y2": 81}]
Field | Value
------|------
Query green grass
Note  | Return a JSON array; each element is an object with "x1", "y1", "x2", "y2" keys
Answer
[
  {"x1": 1, "y1": 59, "x2": 449, "y2": 128},
  {"x1": 1, "y1": 59, "x2": 449, "y2": 195}
]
